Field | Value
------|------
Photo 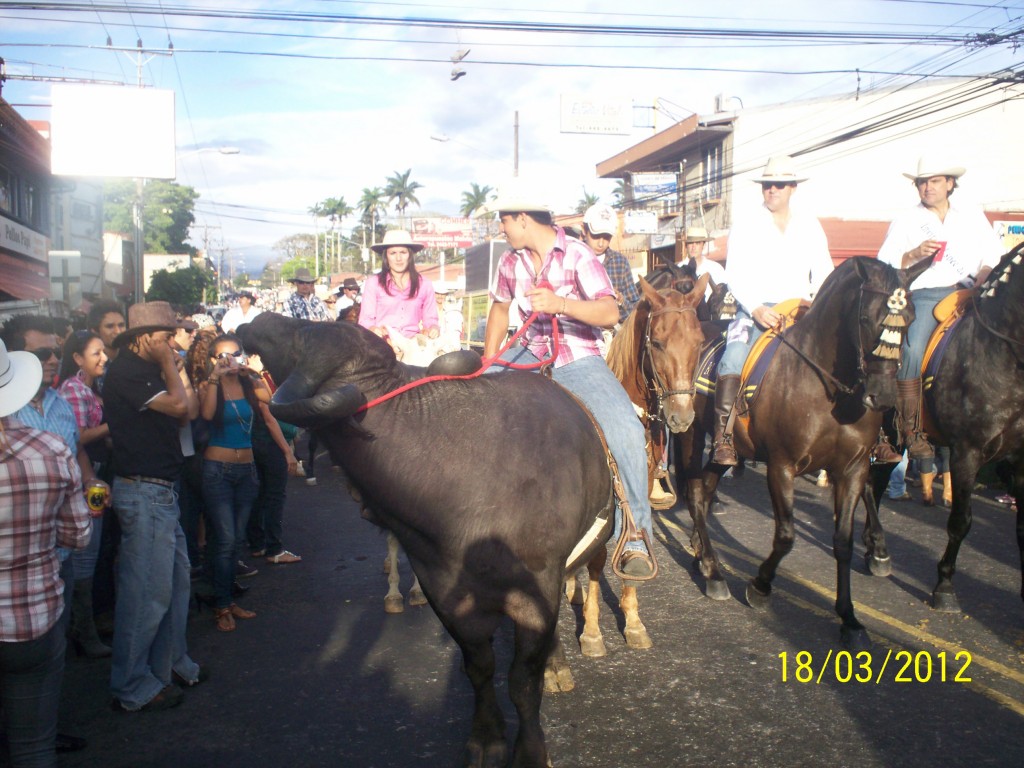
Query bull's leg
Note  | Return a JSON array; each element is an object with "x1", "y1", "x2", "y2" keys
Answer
[
  {"x1": 933, "y1": 448, "x2": 982, "y2": 612},
  {"x1": 384, "y1": 532, "x2": 404, "y2": 614},
  {"x1": 543, "y1": 635, "x2": 575, "y2": 693},
  {"x1": 458, "y1": 633, "x2": 508, "y2": 768},
  {"x1": 579, "y1": 550, "x2": 607, "y2": 658},
  {"x1": 564, "y1": 571, "x2": 585, "y2": 605},
  {"x1": 834, "y1": 470, "x2": 870, "y2": 650},
  {"x1": 509, "y1": 619, "x2": 557, "y2": 768},
  {"x1": 746, "y1": 462, "x2": 796, "y2": 609}
]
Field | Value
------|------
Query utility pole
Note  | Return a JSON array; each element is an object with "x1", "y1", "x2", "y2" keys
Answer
[{"x1": 513, "y1": 110, "x2": 519, "y2": 177}]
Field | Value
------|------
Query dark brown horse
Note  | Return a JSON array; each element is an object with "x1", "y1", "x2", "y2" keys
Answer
[
  {"x1": 865, "y1": 243, "x2": 1024, "y2": 612},
  {"x1": 674, "y1": 256, "x2": 931, "y2": 645}
]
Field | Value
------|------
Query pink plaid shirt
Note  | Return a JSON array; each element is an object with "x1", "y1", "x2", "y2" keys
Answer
[
  {"x1": 490, "y1": 228, "x2": 614, "y2": 368},
  {"x1": 0, "y1": 423, "x2": 92, "y2": 641},
  {"x1": 58, "y1": 372, "x2": 104, "y2": 432}
]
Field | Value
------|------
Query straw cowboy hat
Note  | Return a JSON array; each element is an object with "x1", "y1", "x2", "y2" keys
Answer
[
  {"x1": 752, "y1": 155, "x2": 808, "y2": 184},
  {"x1": 0, "y1": 338, "x2": 43, "y2": 418},
  {"x1": 476, "y1": 178, "x2": 551, "y2": 216},
  {"x1": 287, "y1": 268, "x2": 316, "y2": 283},
  {"x1": 370, "y1": 230, "x2": 425, "y2": 254},
  {"x1": 685, "y1": 226, "x2": 710, "y2": 243},
  {"x1": 113, "y1": 301, "x2": 180, "y2": 348},
  {"x1": 903, "y1": 155, "x2": 966, "y2": 181}
]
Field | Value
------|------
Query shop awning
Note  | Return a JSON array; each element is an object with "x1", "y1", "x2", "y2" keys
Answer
[{"x1": 0, "y1": 252, "x2": 50, "y2": 300}]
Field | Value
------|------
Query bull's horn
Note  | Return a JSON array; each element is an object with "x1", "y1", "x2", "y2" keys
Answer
[{"x1": 270, "y1": 380, "x2": 364, "y2": 426}]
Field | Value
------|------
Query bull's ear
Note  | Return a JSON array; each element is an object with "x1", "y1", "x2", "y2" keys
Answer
[{"x1": 269, "y1": 382, "x2": 365, "y2": 426}]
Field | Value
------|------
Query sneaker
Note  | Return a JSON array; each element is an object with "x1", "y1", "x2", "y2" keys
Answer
[
  {"x1": 305, "y1": 477, "x2": 317, "y2": 486},
  {"x1": 235, "y1": 560, "x2": 258, "y2": 579},
  {"x1": 112, "y1": 684, "x2": 184, "y2": 713}
]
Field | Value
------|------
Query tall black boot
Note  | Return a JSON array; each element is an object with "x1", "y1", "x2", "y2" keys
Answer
[
  {"x1": 712, "y1": 375, "x2": 741, "y2": 466},
  {"x1": 896, "y1": 378, "x2": 934, "y2": 460}
]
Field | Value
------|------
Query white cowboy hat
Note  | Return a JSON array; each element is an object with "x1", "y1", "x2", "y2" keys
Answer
[
  {"x1": 370, "y1": 230, "x2": 425, "y2": 254},
  {"x1": 476, "y1": 178, "x2": 551, "y2": 216},
  {"x1": 684, "y1": 226, "x2": 710, "y2": 242},
  {"x1": 0, "y1": 338, "x2": 43, "y2": 418},
  {"x1": 902, "y1": 155, "x2": 966, "y2": 181},
  {"x1": 752, "y1": 155, "x2": 808, "y2": 184}
]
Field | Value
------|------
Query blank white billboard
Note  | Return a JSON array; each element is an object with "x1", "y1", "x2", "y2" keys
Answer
[{"x1": 51, "y1": 85, "x2": 176, "y2": 179}]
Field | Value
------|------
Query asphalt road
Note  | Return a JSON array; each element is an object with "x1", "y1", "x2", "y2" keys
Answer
[{"x1": 56, "y1": 461, "x2": 1024, "y2": 768}]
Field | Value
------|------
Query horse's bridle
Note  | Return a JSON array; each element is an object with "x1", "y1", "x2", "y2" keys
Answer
[{"x1": 641, "y1": 305, "x2": 699, "y2": 418}]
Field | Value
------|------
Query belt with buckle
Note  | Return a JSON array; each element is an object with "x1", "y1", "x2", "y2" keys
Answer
[{"x1": 118, "y1": 475, "x2": 175, "y2": 489}]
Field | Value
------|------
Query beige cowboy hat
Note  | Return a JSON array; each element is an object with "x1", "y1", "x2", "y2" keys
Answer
[
  {"x1": 287, "y1": 268, "x2": 316, "y2": 283},
  {"x1": 370, "y1": 230, "x2": 425, "y2": 254},
  {"x1": 476, "y1": 177, "x2": 551, "y2": 216},
  {"x1": 112, "y1": 301, "x2": 181, "y2": 348},
  {"x1": 684, "y1": 226, "x2": 710, "y2": 243},
  {"x1": 752, "y1": 155, "x2": 808, "y2": 184},
  {"x1": 902, "y1": 154, "x2": 966, "y2": 181},
  {"x1": 0, "y1": 338, "x2": 43, "y2": 418}
]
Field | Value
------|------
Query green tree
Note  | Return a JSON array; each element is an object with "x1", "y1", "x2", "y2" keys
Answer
[
  {"x1": 575, "y1": 188, "x2": 601, "y2": 214},
  {"x1": 146, "y1": 264, "x2": 210, "y2": 306},
  {"x1": 384, "y1": 169, "x2": 423, "y2": 225},
  {"x1": 358, "y1": 187, "x2": 388, "y2": 242},
  {"x1": 104, "y1": 179, "x2": 200, "y2": 254},
  {"x1": 612, "y1": 178, "x2": 629, "y2": 204},
  {"x1": 460, "y1": 182, "x2": 493, "y2": 217}
]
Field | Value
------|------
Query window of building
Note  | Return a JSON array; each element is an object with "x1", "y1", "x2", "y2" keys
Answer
[
  {"x1": 703, "y1": 145, "x2": 723, "y2": 201},
  {"x1": 0, "y1": 166, "x2": 12, "y2": 214}
]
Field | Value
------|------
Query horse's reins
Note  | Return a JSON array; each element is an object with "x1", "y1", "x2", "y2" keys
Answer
[
  {"x1": 969, "y1": 289, "x2": 1024, "y2": 357},
  {"x1": 641, "y1": 305, "x2": 699, "y2": 417}
]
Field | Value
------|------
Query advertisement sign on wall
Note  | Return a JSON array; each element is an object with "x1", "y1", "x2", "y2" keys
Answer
[{"x1": 411, "y1": 217, "x2": 474, "y2": 249}]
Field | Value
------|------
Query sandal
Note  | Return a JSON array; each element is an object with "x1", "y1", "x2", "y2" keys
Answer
[
  {"x1": 228, "y1": 603, "x2": 256, "y2": 620},
  {"x1": 214, "y1": 608, "x2": 235, "y2": 632},
  {"x1": 266, "y1": 550, "x2": 302, "y2": 565}
]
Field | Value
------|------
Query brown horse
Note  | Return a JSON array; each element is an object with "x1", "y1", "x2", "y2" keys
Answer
[
  {"x1": 674, "y1": 256, "x2": 931, "y2": 645},
  {"x1": 565, "y1": 276, "x2": 709, "y2": 658}
]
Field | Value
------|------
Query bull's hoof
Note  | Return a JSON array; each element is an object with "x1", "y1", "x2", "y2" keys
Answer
[
  {"x1": 579, "y1": 632, "x2": 607, "y2": 658},
  {"x1": 932, "y1": 588, "x2": 961, "y2": 613},
  {"x1": 543, "y1": 664, "x2": 575, "y2": 693},
  {"x1": 840, "y1": 625, "x2": 871, "y2": 651},
  {"x1": 384, "y1": 595, "x2": 405, "y2": 614},
  {"x1": 745, "y1": 582, "x2": 771, "y2": 610},
  {"x1": 866, "y1": 554, "x2": 892, "y2": 578},
  {"x1": 408, "y1": 587, "x2": 427, "y2": 607},
  {"x1": 624, "y1": 625, "x2": 653, "y2": 650},
  {"x1": 463, "y1": 740, "x2": 507, "y2": 768},
  {"x1": 705, "y1": 577, "x2": 731, "y2": 601}
]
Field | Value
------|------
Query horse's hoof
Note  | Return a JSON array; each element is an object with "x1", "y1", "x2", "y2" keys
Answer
[
  {"x1": 932, "y1": 589, "x2": 962, "y2": 613},
  {"x1": 705, "y1": 577, "x2": 731, "y2": 601},
  {"x1": 543, "y1": 665, "x2": 575, "y2": 693},
  {"x1": 408, "y1": 588, "x2": 428, "y2": 607},
  {"x1": 840, "y1": 625, "x2": 872, "y2": 651},
  {"x1": 745, "y1": 582, "x2": 771, "y2": 610},
  {"x1": 384, "y1": 595, "x2": 405, "y2": 614},
  {"x1": 579, "y1": 632, "x2": 607, "y2": 658},
  {"x1": 624, "y1": 626, "x2": 653, "y2": 650},
  {"x1": 867, "y1": 554, "x2": 892, "y2": 578},
  {"x1": 463, "y1": 740, "x2": 507, "y2": 768}
]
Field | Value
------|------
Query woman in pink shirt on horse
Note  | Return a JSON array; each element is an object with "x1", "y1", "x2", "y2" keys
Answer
[{"x1": 359, "y1": 230, "x2": 440, "y2": 341}]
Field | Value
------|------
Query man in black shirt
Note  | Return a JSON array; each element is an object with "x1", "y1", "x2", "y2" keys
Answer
[{"x1": 104, "y1": 302, "x2": 204, "y2": 712}]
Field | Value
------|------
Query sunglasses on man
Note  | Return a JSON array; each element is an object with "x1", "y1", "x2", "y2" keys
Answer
[
  {"x1": 29, "y1": 347, "x2": 60, "y2": 362},
  {"x1": 761, "y1": 182, "x2": 796, "y2": 191}
]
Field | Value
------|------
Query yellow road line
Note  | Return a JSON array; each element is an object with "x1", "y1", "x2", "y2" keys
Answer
[{"x1": 655, "y1": 512, "x2": 1024, "y2": 714}]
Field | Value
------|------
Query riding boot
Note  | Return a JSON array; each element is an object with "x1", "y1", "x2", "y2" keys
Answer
[
  {"x1": 920, "y1": 471, "x2": 937, "y2": 507},
  {"x1": 712, "y1": 375, "x2": 741, "y2": 466},
  {"x1": 70, "y1": 577, "x2": 111, "y2": 659},
  {"x1": 871, "y1": 430, "x2": 904, "y2": 464},
  {"x1": 896, "y1": 378, "x2": 934, "y2": 460}
]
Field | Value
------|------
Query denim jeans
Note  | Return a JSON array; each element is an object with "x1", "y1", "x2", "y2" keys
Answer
[
  {"x1": 719, "y1": 308, "x2": 766, "y2": 377},
  {"x1": 202, "y1": 460, "x2": 259, "y2": 609},
  {"x1": 0, "y1": 622, "x2": 64, "y2": 768},
  {"x1": 69, "y1": 514, "x2": 102, "y2": 581},
  {"x1": 488, "y1": 349, "x2": 653, "y2": 552},
  {"x1": 886, "y1": 451, "x2": 909, "y2": 498},
  {"x1": 110, "y1": 477, "x2": 199, "y2": 710},
  {"x1": 898, "y1": 286, "x2": 950, "y2": 380},
  {"x1": 248, "y1": 431, "x2": 288, "y2": 557}
]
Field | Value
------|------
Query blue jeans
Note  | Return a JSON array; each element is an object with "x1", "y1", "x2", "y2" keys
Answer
[
  {"x1": 202, "y1": 460, "x2": 259, "y2": 609},
  {"x1": 719, "y1": 309, "x2": 765, "y2": 377},
  {"x1": 249, "y1": 431, "x2": 289, "y2": 557},
  {"x1": 0, "y1": 622, "x2": 64, "y2": 768},
  {"x1": 886, "y1": 451, "x2": 909, "y2": 498},
  {"x1": 488, "y1": 349, "x2": 653, "y2": 552},
  {"x1": 899, "y1": 286, "x2": 950, "y2": 380},
  {"x1": 110, "y1": 477, "x2": 199, "y2": 710}
]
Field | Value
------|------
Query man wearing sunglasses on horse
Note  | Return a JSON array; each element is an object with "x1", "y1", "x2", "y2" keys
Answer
[
  {"x1": 712, "y1": 155, "x2": 834, "y2": 466},
  {"x1": 877, "y1": 155, "x2": 1002, "y2": 461}
]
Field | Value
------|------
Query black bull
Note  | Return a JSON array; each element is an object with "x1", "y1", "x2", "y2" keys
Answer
[{"x1": 239, "y1": 313, "x2": 617, "y2": 767}]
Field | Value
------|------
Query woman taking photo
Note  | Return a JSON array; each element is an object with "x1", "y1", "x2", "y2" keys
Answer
[
  {"x1": 200, "y1": 333, "x2": 268, "y2": 632},
  {"x1": 57, "y1": 330, "x2": 111, "y2": 658},
  {"x1": 359, "y1": 230, "x2": 440, "y2": 341}
]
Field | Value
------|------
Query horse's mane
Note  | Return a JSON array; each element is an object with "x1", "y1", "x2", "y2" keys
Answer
[
  {"x1": 977, "y1": 243, "x2": 1024, "y2": 320},
  {"x1": 606, "y1": 302, "x2": 644, "y2": 389},
  {"x1": 808, "y1": 256, "x2": 896, "y2": 313}
]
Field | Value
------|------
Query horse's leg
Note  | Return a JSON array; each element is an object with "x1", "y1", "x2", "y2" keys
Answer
[
  {"x1": 834, "y1": 471, "x2": 870, "y2": 649},
  {"x1": 933, "y1": 447, "x2": 982, "y2": 612},
  {"x1": 861, "y1": 464, "x2": 893, "y2": 577},
  {"x1": 678, "y1": 431, "x2": 731, "y2": 600},
  {"x1": 746, "y1": 462, "x2": 796, "y2": 609},
  {"x1": 408, "y1": 569, "x2": 427, "y2": 606},
  {"x1": 1014, "y1": 457, "x2": 1024, "y2": 604},
  {"x1": 384, "y1": 532, "x2": 404, "y2": 614},
  {"x1": 619, "y1": 584, "x2": 652, "y2": 649},
  {"x1": 578, "y1": 549, "x2": 607, "y2": 658},
  {"x1": 510, "y1": 618, "x2": 558, "y2": 768}
]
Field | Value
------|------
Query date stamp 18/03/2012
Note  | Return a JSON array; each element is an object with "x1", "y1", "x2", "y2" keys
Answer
[{"x1": 779, "y1": 650, "x2": 973, "y2": 684}]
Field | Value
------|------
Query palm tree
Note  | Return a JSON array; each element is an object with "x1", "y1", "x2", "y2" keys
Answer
[
  {"x1": 460, "y1": 182, "x2": 493, "y2": 217},
  {"x1": 358, "y1": 187, "x2": 388, "y2": 244},
  {"x1": 612, "y1": 178, "x2": 629, "y2": 204},
  {"x1": 321, "y1": 196, "x2": 353, "y2": 231},
  {"x1": 385, "y1": 169, "x2": 423, "y2": 226},
  {"x1": 575, "y1": 188, "x2": 601, "y2": 214}
]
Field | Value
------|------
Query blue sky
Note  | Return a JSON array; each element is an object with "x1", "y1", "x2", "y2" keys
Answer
[{"x1": 2, "y1": 1, "x2": 1022, "y2": 269}]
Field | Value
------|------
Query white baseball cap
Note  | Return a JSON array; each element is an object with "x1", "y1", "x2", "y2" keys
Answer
[{"x1": 583, "y1": 204, "x2": 617, "y2": 236}]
